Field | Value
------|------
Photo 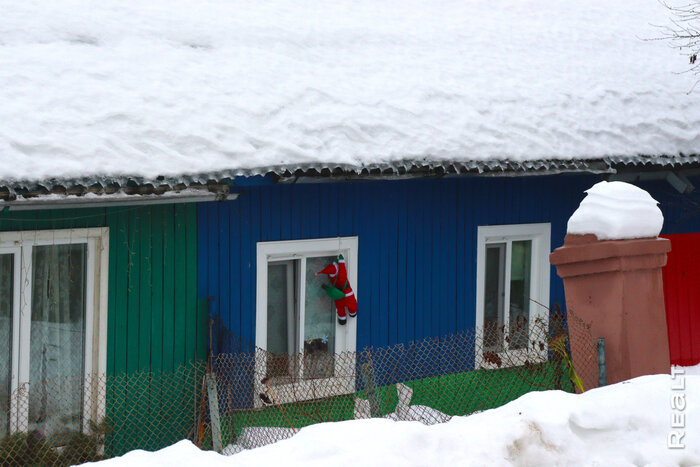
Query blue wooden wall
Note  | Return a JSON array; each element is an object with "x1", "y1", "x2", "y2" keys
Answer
[
  {"x1": 638, "y1": 176, "x2": 700, "y2": 235},
  {"x1": 197, "y1": 173, "x2": 604, "y2": 351},
  {"x1": 197, "y1": 173, "x2": 700, "y2": 352}
]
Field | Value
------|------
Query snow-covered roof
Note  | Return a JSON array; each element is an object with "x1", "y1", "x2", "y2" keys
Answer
[{"x1": 1, "y1": 0, "x2": 699, "y2": 186}]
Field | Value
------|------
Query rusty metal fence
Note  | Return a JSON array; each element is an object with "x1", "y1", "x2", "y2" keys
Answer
[
  {"x1": 0, "y1": 308, "x2": 597, "y2": 465},
  {"x1": 1, "y1": 363, "x2": 206, "y2": 466}
]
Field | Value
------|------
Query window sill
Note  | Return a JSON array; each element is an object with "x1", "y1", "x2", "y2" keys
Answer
[
  {"x1": 475, "y1": 348, "x2": 547, "y2": 370},
  {"x1": 255, "y1": 353, "x2": 356, "y2": 407}
]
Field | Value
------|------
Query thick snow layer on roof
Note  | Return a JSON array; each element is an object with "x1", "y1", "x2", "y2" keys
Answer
[
  {"x1": 567, "y1": 181, "x2": 664, "y2": 240},
  {"x1": 83, "y1": 373, "x2": 700, "y2": 466},
  {"x1": 1, "y1": 0, "x2": 699, "y2": 183}
]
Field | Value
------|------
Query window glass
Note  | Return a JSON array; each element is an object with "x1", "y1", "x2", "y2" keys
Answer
[
  {"x1": 29, "y1": 244, "x2": 86, "y2": 444},
  {"x1": 266, "y1": 262, "x2": 293, "y2": 379},
  {"x1": 0, "y1": 254, "x2": 13, "y2": 437},
  {"x1": 509, "y1": 241, "x2": 532, "y2": 349},
  {"x1": 303, "y1": 256, "x2": 336, "y2": 379},
  {"x1": 484, "y1": 244, "x2": 505, "y2": 350}
]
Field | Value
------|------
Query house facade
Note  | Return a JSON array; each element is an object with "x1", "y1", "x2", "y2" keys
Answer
[
  {"x1": 1, "y1": 163, "x2": 698, "y2": 447},
  {"x1": 2, "y1": 0, "x2": 699, "y2": 456}
]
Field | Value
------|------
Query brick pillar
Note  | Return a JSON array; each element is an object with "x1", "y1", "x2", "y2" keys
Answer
[{"x1": 550, "y1": 233, "x2": 671, "y2": 387}]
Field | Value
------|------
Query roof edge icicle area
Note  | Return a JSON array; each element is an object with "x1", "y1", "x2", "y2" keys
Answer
[{"x1": 1, "y1": 155, "x2": 699, "y2": 203}]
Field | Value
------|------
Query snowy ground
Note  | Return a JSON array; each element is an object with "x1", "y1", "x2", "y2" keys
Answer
[{"x1": 83, "y1": 367, "x2": 700, "y2": 466}]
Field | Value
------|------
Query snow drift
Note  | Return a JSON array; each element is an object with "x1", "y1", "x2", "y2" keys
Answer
[
  {"x1": 83, "y1": 372, "x2": 700, "y2": 466},
  {"x1": 1, "y1": 0, "x2": 699, "y2": 183}
]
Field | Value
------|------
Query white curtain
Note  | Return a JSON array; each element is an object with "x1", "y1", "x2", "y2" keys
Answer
[{"x1": 29, "y1": 244, "x2": 86, "y2": 444}]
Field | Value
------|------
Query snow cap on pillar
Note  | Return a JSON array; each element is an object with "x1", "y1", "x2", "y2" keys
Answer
[{"x1": 567, "y1": 181, "x2": 664, "y2": 240}]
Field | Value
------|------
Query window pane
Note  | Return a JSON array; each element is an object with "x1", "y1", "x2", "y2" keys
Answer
[
  {"x1": 0, "y1": 254, "x2": 13, "y2": 437},
  {"x1": 484, "y1": 244, "x2": 505, "y2": 351},
  {"x1": 303, "y1": 256, "x2": 336, "y2": 379},
  {"x1": 266, "y1": 262, "x2": 294, "y2": 379},
  {"x1": 30, "y1": 244, "x2": 87, "y2": 445},
  {"x1": 509, "y1": 240, "x2": 532, "y2": 349}
]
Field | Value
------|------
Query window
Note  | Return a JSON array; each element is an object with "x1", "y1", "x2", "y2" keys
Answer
[
  {"x1": 475, "y1": 223, "x2": 550, "y2": 367},
  {"x1": 0, "y1": 228, "x2": 109, "y2": 444},
  {"x1": 255, "y1": 237, "x2": 358, "y2": 405}
]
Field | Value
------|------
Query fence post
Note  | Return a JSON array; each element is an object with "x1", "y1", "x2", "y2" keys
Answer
[
  {"x1": 597, "y1": 338, "x2": 606, "y2": 387},
  {"x1": 205, "y1": 374, "x2": 223, "y2": 453}
]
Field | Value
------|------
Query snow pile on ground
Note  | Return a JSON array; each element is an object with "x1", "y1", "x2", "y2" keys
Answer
[
  {"x1": 679, "y1": 363, "x2": 700, "y2": 376},
  {"x1": 567, "y1": 181, "x2": 664, "y2": 240},
  {"x1": 222, "y1": 384, "x2": 452, "y2": 455},
  {"x1": 1, "y1": 0, "x2": 699, "y2": 183},
  {"x1": 354, "y1": 382, "x2": 452, "y2": 426},
  {"x1": 220, "y1": 405, "x2": 451, "y2": 455},
  {"x1": 221, "y1": 427, "x2": 297, "y2": 455},
  {"x1": 83, "y1": 372, "x2": 700, "y2": 466},
  {"x1": 382, "y1": 404, "x2": 451, "y2": 425}
]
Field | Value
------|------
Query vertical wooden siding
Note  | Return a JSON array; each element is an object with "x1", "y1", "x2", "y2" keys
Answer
[
  {"x1": 637, "y1": 176, "x2": 700, "y2": 236},
  {"x1": 639, "y1": 176, "x2": 700, "y2": 366},
  {"x1": 0, "y1": 204, "x2": 202, "y2": 376},
  {"x1": 197, "y1": 174, "x2": 599, "y2": 351},
  {"x1": 662, "y1": 233, "x2": 700, "y2": 366}
]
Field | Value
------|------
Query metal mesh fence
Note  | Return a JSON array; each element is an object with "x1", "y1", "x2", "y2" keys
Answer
[
  {"x1": 1, "y1": 362, "x2": 206, "y2": 466},
  {"x1": 0, "y1": 308, "x2": 597, "y2": 465}
]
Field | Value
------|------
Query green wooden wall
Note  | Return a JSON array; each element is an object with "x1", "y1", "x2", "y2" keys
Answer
[{"x1": 0, "y1": 204, "x2": 205, "y2": 376}]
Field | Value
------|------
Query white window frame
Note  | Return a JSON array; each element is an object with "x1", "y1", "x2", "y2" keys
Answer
[
  {"x1": 255, "y1": 237, "x2": 358, "y2": 406},
  {"x1": 0, "y1": 227, "x2": 109, "y2": 434},
  {"x1": 475, "y1": 223, "x2": 550, "y2": 369}
]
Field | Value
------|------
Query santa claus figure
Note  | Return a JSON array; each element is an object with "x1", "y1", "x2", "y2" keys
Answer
[{"x1": 317, "y1": 254, "x2": 357, "y2": 325}]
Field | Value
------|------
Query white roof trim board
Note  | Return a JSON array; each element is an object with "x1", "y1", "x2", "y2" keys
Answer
[
  {"x1": 0, "y1": 189, "x2": 237, "y2": 211},
  {"x1": 1, "y1": 0, "x2": 699, "y2": 186}
]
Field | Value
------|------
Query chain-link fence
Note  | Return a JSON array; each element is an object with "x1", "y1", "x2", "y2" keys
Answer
[
  {"x1": 0, "y1": 307, "x2": 597, "y2": 465},
  {"x1": 1, "y1": 362, "x2": 206, "y2": 466}
]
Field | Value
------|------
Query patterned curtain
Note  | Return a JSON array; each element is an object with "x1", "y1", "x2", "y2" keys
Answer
[{"x1": 29, "y1": 244, "x2": 87, "y2": 444}]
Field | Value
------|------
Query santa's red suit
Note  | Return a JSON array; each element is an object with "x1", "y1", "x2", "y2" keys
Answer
[{"x1": 317, "y1": 255, "x2": 357, "y2": 325}]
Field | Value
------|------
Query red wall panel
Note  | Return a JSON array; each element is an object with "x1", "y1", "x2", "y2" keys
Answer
[{"x1": 662, "y1": 233, "x2": 700, "y2": 366}]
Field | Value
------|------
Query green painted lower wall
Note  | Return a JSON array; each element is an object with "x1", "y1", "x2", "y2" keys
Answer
[
  {"x1": 401, "y1": 363, "x2": 575, "y2": 416},
  {"x1": 221, "y1": 361, "x2": 575, "y2": 447}
]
